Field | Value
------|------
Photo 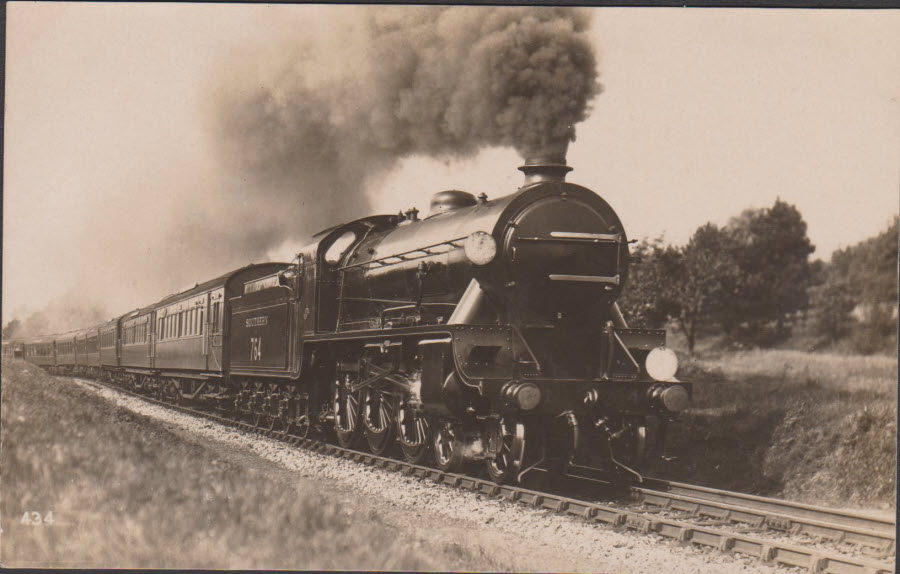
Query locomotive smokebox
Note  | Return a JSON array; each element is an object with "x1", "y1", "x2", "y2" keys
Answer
[{"x1": 518, "y1": 143, "x2": 573, "y2": 186}]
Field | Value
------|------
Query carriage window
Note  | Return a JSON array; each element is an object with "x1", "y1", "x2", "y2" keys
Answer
[
  {"x1": 211, "y1": 302, "x2": 220, "y2": 333},
  {"x1": 324, "y1": 231, "x2": 357, "y2": 265}
]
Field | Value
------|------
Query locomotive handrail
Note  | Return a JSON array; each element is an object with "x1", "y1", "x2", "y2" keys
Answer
[
  {"x1": 338, "y1": 236, "x2": 468, "y2": 271},
  {"x1": 380, "y1": 302, "x2": 458, "y2": 326},
  {"x1": 518, "y1": 232, "x2": 622, "y2": 243},
  {"x1": 343, "y1": 296, "x2": 419, "y2": 305},
  {"x1": 511, "y1": 323, "x2": 542, "y2": 374}
]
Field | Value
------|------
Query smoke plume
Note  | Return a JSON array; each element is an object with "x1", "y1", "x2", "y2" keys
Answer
[
  {"x1": 5, "y1": 6, "x2": 600, "y2": 340},
  {"x1": 4, "y1": 291, "x2": 110, "y2": 339},
  {"x1": 213, "y1": 5, "x2": 599, "y2": 244}
]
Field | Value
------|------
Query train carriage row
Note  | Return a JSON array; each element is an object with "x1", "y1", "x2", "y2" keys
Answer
[{"x1": 16, "y1": 263, "x2": 286, "y2": 378}]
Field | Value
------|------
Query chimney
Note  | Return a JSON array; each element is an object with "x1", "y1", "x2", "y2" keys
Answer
[{"x1": 518, "y1": 143, "x2": 572, "y2": 186}]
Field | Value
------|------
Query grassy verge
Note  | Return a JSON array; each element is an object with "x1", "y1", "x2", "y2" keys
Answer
[
  {"x1": 0, "y1": 360, "x2": 505, "y2": 569},
  {"x1": 642, "y1": 349, "x2": 896, "y2": 509}
]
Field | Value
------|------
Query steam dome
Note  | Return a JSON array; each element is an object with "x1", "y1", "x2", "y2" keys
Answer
[{"x1": 428, "y1": 190, "x2": 477, "y2": 217}]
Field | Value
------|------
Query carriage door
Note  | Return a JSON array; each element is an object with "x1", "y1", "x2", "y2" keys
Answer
[
  {"x1": 207, "y1": 289, "x2": 225, "y2": 370},
  {"x1": 148, "y1": 314, "x2": 156, "y2": 365},
  {"x1": 198, "y1": 292, "x2": 210, "y2": 370}
]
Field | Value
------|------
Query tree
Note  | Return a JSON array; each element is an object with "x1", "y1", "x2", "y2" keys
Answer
[
  {"x1": 817, "y1": 216, "x2": 898, "y2": 353},
  {"x1": 619, "y1": 238, "x2": 681, "y2": 329},
  {"x1": 721, "y1": 199, "x2": 815, "y2": 343},
  {"x1": 3, "y1": 319, "x2": 22, "y2": 339},
  {"x1": 620, "y1": 224, "x2": 740, "y2": 354},
  {"x1": 811, "y1": 273, "x2": 856, "y2": 342},
  {"x1": 673, "y1": 224, "x2": 741, "y2": 353}
]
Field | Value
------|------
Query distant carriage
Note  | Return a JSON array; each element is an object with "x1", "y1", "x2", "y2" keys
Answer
[{"x1": 2, "y1": 340, "x2": 24, "y2": 360}]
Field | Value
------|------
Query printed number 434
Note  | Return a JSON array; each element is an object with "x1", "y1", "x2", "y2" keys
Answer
[{"x1": 21, "y1": 511, "x2": 53, "y2": 525}]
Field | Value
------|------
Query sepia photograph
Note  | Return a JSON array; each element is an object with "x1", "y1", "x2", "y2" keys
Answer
[{"x1": 1, "y1": 3, "x2": 897, "y2": 572}]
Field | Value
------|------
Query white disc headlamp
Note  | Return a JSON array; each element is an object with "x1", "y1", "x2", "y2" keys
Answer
[
  {"x1": 645, "y1": 347, "x2": 679, "y2": 382},
  {"x1": 464, "y1": 231, "x2": 497, "y2": 265}
]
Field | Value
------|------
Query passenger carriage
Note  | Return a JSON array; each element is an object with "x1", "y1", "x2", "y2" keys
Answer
[
  {"x1": 74, "y1": 327, "x2": 101, "y2": 377},
  {"x1": 54, "y1": 331, "x2": 78, "y2": 374},
  {"x1": 99, "y1": 318, "x2": 119, "y2": 374},
  {"x1": 23, "y1": 336, "x2": 55, "y2": 368}
]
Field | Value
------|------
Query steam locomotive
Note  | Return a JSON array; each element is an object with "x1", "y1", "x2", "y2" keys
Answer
[{"x1": 19, "y1": 157, "x2": 690, "y2": 484}]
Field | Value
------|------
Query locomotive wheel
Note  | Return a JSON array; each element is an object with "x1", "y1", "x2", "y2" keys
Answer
[
  {"x1": 486, "y1": 419, "x2": 527, "y2": 485},
  {"x1": 333, "y1": 373, "x2": 363, "y2": 448},
  {"x1": 398, "y1": 405, "x2": 431, "y2": 464},
  {"x1": 433, "y1": 419, "x2": 465, "y2": 473},
  {"x1": 289, "y1": 395, "x2": 312, "y2": 440},
  {"x1": 257, "y1": 413, "x2": 278, "y2": 432},
  {"x1": 363, "y1": 387, "x2": 396, "y2": 456},
  {"x1": 166, "y1": 379, "x2": 182, "y2": 405},
  {"x1": 613, "y1": 422, "x2": 647, "y2": 468},
  {"x1": 294, "y1": 414, "x2": 311, "y2": 440}
]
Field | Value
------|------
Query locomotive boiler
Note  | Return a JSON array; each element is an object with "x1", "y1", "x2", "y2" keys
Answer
[{"x1": 21, "y1": 155, "x2": 691, "y2": 486}]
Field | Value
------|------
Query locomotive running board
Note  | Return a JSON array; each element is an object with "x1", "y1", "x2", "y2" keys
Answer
[{"x1": 549, "y1": 274, "x2": 620, "y2": 285}]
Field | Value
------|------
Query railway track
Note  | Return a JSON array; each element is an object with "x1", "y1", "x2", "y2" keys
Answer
[
  {"x1": 635, "y1": 479, "x2": 895, "y2": 557},
  {"x1": 75, "y1": 376, "x2": 896, "y2": 574}
]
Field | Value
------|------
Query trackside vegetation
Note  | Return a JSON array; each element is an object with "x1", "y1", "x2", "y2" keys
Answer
[
  {"x1": 0, "y1": 360, "x2": 506, "y2": 570},
  {"x1": 642, "y1": 349, "x2": 896, "y2": 510}
]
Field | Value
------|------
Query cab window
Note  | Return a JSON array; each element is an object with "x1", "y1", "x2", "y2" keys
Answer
[{"x1": 324, "y1": 231, "x2": 357, "y2": 265}]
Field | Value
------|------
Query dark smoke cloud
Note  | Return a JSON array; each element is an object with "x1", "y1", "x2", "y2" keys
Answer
[
  {"x1": 213, "y1": 5, "x2": 599, "y2": 245},
  {"x1": 5, "y1": 290, "x2": 110, "y2": 339},
  {"x1": 7, "y1": 7, "x2": 600, "y2": 340}
]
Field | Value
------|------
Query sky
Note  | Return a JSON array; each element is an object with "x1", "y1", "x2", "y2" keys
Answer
[{"x1": 3, "y1": 3, "x2": 899, "y2": 328}]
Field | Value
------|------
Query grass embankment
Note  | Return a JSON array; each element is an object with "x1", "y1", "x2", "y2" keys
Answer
[
  {"x1": 0, "y1": 361, "x2": 501, "y2": 569},
  {"x1": 643, "y1": 350, "x2": 896, "y2": 509}
]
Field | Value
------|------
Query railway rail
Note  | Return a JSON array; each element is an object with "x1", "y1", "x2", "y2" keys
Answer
[
  {"x1": 74, "y1": 375, "x2": 896, "y2": 574},
  {"x1": 635, "y1": 479, "x2": 895, "y2": 557}
]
